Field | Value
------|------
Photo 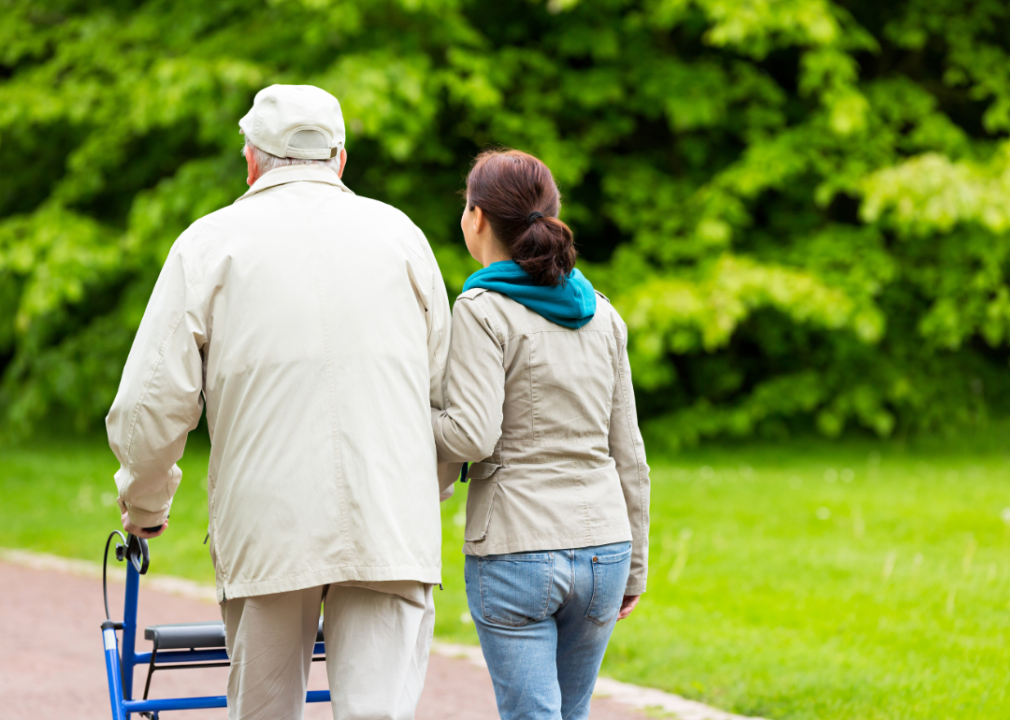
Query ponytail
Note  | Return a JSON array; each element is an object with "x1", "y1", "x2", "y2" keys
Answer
[
  {"x1": 511, "y1": 216, "x2": 576, "y2": 287},
  {"x1": 465, "y1": 149, "x2": 576, "y2": 287}
]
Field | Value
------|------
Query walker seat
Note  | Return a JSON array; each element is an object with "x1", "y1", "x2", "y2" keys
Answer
[
  {"x1": 145, "y1": 618, "x2": 325, "y2": 651},
  {"x1": 101, "y1": 533, "x2": 330, "y2": 719}
]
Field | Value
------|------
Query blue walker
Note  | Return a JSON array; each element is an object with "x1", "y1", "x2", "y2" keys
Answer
[
  {"x1": 100, "y1": 532, "x2": 331, "y2": 718},
  {"x1": 101, "y1": 465, "x2": 468, "y2": 717}
]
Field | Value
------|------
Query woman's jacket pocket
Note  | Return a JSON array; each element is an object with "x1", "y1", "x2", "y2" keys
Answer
[
  {"x1": 585, "y1": 544, "x2": 632, "y2": 626},
  {"x1": 463, "y1": 463, "x2": 499, "y2": 542},
  {"x1": 477, "y1": 552, "x2": 554, "y2": 627}
]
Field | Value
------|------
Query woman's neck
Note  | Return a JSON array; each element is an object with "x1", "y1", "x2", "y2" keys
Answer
[{"x1": 482, "y1": 248, "x2": 513, "y2": 268}]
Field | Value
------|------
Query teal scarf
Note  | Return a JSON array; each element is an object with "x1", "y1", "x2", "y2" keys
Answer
[{"x1": 462, "y1": 260, "x2": 596, "y2": 329}]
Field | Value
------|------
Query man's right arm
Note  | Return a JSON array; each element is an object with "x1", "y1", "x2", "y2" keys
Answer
[{"x1": 107, "y1": 238, "x2": 206, "y2": 530}]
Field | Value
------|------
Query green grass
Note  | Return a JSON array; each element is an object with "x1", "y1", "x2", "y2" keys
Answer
[{"x1": 2, "y1": 433, "x2": 1009, "y2": 719}]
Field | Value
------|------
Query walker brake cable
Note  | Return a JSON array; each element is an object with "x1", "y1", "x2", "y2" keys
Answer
[{"x1": 102, "y1": 530, "x2": 128, "y2": 623}]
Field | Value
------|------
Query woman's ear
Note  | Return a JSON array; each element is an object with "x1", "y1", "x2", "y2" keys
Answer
[{"x1": 472, "y1": 205, "x2": 486, "y2": 235}]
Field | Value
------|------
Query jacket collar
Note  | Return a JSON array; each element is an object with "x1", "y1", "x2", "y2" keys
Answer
[{"x1": 235, "y1": 164, "x2": 355, "y2": 203}]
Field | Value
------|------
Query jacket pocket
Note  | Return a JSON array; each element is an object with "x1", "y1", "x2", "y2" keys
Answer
[
  {"x1": 478, "y1": 552, "x2": 554, "y2": 627},
  {"x1": 463, "y1": 467, "x2": 499, "y2": 542},
  {"x1": 585, "y1": 544, "x2": 632, "y2": 626}
]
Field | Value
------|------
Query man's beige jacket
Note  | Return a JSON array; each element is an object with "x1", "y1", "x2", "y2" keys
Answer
[
  {"x1": 432, "y1": 288, "x2": 651, "y2": 595},
  {"x1": 107, "y1": 165, "x2": 453, "y2": 602}
]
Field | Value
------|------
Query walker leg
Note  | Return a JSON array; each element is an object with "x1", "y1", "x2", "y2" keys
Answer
[
  {"x1": 121, "y1": 558, "x2": 141, "y2": 704},
  {"x1": 103, "y1": 621, "x2": 127, "y2": 720}
]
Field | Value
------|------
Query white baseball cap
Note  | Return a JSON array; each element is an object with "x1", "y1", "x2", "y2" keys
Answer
[{"x1": 239, "y1": 84, "x2": 346, "y2": 160}]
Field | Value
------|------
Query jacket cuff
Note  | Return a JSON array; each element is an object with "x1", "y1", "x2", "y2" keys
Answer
[
  {"x1": 437, "y1": 461, "x2": 462, "y2": 494},
  {"x1": 624, "y1": 577, "x2": 647, "y2": 596},
  {"x1": 122, "y1": 500, "x2": 169, "y2": 528}
]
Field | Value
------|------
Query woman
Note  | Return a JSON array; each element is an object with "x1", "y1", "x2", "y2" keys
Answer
[{"x1": 432, "y1": 149, "x2": 651, "y2": 720}]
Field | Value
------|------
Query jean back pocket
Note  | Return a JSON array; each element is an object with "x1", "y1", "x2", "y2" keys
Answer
[
  {"x1": 478, "y1": 553, "x2": 554, "y2": 627},
  {"x1": 585, "y1": 545, "x2": 632, "y2": 626}
]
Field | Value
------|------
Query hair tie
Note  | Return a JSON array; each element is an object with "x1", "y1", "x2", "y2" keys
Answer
[{"x1": 527, "y1": 211, "x2": 544, "y2": 225}]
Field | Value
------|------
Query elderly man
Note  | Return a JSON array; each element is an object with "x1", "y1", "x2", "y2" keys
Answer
[{"x1": 107, "y1": 85, "x2": 455, "y2": 720}]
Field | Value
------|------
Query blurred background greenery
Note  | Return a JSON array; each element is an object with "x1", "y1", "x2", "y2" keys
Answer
[
  {"x1": 4, "y1": 0, "x2": 1010, "y2": 444},
  {"x1": 2, "y1": 1, "x2": 1010, "y2": 718}
]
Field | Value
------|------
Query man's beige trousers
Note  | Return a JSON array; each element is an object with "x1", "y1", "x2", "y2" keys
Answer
[{"x1": 221, "y1": 583, "x2": 434, "y2": 720}]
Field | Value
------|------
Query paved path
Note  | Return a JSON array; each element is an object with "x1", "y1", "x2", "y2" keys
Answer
[
  {"x1": 2, "y1": 551, "x2": 761, "y2": 720},
  {"x1": 0, "y1": 560, "x2": 648, "y2": 720}
]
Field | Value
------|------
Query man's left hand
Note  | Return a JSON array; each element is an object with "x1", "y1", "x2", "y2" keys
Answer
[{"x1": 120, "y1": 506, "x2": 168, "y2": 539}]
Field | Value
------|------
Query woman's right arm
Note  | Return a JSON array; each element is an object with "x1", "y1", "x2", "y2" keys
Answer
[
  {"x1": 432, "y1": 295, "x2": 506, "y2": 463},
  {"x1": 608, "y1": 316, "x2": 651, "y2": 598}
]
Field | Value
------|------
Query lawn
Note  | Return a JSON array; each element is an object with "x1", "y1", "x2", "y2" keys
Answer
[{"x1": 1, "y1": 432, "x2": 1008, "y2": 719}]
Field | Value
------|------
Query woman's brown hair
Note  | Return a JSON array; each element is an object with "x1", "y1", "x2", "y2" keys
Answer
[{"x1": 465, "y1": 149, "x2": 577, "y2": 287}]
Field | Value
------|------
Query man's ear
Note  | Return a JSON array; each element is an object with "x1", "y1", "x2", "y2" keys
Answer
[
  {"x1": 338, "y1": 148, "x2": 348, "y2": 178},
  {"x1": 244, "y1": 145, "x2": 259, "y2": 187}
]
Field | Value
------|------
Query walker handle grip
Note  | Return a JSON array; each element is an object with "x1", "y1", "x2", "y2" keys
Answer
[{"x1": 126, "y1": 534, "x2": 149, "y2": 575}]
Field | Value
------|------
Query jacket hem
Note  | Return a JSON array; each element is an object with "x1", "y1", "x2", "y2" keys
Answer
[
  {"x1": 462, "y1": 530, "x2": 633, "y2": 558},
  {"x1": 216, "y1": 564, "x2": 442, "y2": 602}
]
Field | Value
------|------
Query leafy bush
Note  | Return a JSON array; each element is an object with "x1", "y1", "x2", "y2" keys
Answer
[{"x1": 2, "y1": 0, "x2": 1009, "y2": 445}]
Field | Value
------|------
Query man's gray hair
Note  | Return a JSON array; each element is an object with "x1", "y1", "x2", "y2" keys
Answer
[{"x1": 243, "y1": 134, "x2": 342, "y2": 175}]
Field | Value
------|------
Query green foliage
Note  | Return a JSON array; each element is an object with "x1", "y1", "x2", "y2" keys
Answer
[{"x1": 3, "y1": 0, "x2": 1010, "y2": 443}]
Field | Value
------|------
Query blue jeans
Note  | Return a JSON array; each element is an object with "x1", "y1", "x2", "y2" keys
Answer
[{"x1": 464, "y1": 542, "x2": 632, "y2": 720}]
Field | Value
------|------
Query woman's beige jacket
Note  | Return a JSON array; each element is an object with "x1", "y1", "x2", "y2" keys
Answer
[{"x1": 432, "y1": 287, "x2": 650, "y2": 595}]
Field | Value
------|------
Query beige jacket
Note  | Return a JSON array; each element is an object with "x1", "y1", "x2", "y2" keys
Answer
[
  {"x1": 107, "y1": 165, "x2": 455, "y2": 602},
  {"x1": 432, "y1": 288, "x2": 651, "y2": 595}
]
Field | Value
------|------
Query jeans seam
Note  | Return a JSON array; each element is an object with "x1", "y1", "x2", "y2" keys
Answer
[
  {"x1": 556, "y1": 550, "x2": 575, "y2": 611},
  {"x1": 479, "y1": 559, "x2": 494, "y2": 626},
  {"x1": 540, "y1": 554, "x2": 555, "y2": 620},
  {"x1": 585, "y1": 559, "x2": 605, "y2": 626}
]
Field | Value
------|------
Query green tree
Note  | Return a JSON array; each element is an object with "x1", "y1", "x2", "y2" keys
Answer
[{"x1": 2, "y1": 0, "x2": 1009, "y2": 445}]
